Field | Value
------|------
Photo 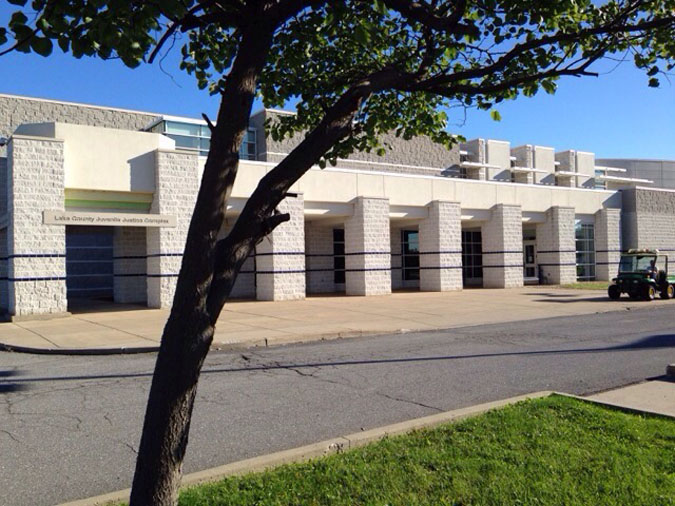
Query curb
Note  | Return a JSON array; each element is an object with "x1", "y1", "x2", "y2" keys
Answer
[
  {"x1": 57, "y1": 390, "x2": 553, "y2": 506},
  {"x1": 0, "y1": 342, "x2": 160, "y2": 355}
]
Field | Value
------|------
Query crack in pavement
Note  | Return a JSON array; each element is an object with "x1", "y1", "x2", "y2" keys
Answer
[
  {"x1": 0, "y1": 428, "x2": 22, "y2": 444},
  {"x1": 374, "y1": 390, "x2": 443, "y2": 413}
]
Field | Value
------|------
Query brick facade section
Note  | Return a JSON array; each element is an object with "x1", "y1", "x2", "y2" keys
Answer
[
  {"x1": 594, "y1": 208, "x2": 621, "y2": 281},
  {"x1": 113, "y1": 227, "x2": 147, "y2": 304},
  {"x1": 305, "y1": 223, "x2": 336, "y2": 294},
  {"x1": 482, "y1": 204, "x2": 524, "y2": 288},
  {"x1": 345, "y1": 197, "x2": 391, "y2": 296},
  {"x1": 256, "y1": 194, "x2": 306, "y2": 301},
  {"x1": 7, "y1": 136, "x2": 67, "y2": 316},
  {"x1": 146, "y1": 150, "x2": 199, "y2": 308},
  {"x1": 536, "y1": 206, "x2": 577, "y2": 284},
  {"x1": 419, "y1": 201, "x2": 462, "y2": 291}
]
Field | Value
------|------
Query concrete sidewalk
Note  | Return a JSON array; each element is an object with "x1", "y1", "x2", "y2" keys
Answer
[
  {"x1": 586, "y1": 378, "x2": 675, "y2": 418},
  {"x1": 1, "y1": 286, "x2": 673, "y2": 354}
]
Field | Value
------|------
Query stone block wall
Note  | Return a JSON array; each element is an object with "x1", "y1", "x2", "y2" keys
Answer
[
  {"x1": 256, "y1": 194, "x2": 306, "y2": 301},
  {"x1": 0, "y1": 228, "x2": 7, "y2": 312},
  {"x1": 486, "y1": 140, "x2": 511, "y2": 181},
  {"x1": 305, "y1": 223, "x2": 335, "y2": 294},
  {"x1": 594, "y1": 208, "x2": 621, "y2": 281},
  {"x1": 576, "y1": 151, "x2": 595, "y2": 189},
  {"x1": 555, "y1": 150, "x2": 576, "y2": 188},
  {"x1": 219, "y1": 218, "x2": 256, "y2": 299},
  {"x1": 622, "y1": 188, "x2": 675, "y2": 252},
  {"x1": 0, "y1": 158, "x2": 6, "y2": 311},
  {"x1": 113, "y1": 227, "x2": 147, "y2": 304},
  {"x1": 461, "y1": 139, "x2": 486, "y2": 180},
  {"x1": 1, "y1": 94, "x2": 156, "y2": 156},
  {"x1": 536, "y1": 206, "x2": 576, "y2": 284},
  {"x1": 345, "y1": 197, "x2": 391, "y2": 296},
  {"x1": 7, "y1": 136, "x2": 67, "y2": 316},
  {"x1": 0, "y1": 157, "x2": 7, "y2": 215},
  {"x1": 259, "y1": 110, "x2": 459, "y2": 175},
  {"x1": 419, "y1": 201, "x2": 462, "y2": 291},
  {"x1": 534, "y1": 146, "x2": 556, "y2": 186},
  {"x1": 482, "y1": 204, "x2": 524, "y2": 288},
  {"x1": 146, "y1": 150, "x2": 200, "y2": 308},
  {"x1": 510, "y1": 145, "x2": 533, "y2": 184}
]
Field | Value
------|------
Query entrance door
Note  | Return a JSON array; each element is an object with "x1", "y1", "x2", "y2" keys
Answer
[
  {"x1": 462, "y1": 230, "x2": 483, "y2": 287},
  {"x1": 65, "y1": 226, "x2": 114, "y2": 302},
  {"x1": 523, "y1": 240, "x2": 537, "y2": 281}
]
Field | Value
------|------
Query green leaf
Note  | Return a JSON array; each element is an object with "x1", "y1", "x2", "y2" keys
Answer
[
  {"x1": 490, "y1": 109, "x2": 502, "y2": 122},
  {"x1": 647, "y1": 66, "x2": 659, "y2": 77},
  {"x1": 648, "y1": 77, "x2": 660, "y2": 88},
  {"x1": 7, "y1": 0, "x2": 28, "y2": 5},
  {"x1": 30, "y1": 36, "x2": 53, "y2": 56},
  {"x1": 354, "y1": 24, "x2": 370, "y2": 45}
]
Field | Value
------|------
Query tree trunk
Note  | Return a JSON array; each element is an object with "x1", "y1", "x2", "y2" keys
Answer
[{"x1": 129, "y1": 23, "x2": 274, "y2": 505}]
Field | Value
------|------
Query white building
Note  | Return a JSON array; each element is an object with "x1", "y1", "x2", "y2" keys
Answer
[{"x1": 0, "y1": 93, "x2": 667, "y2": 320}]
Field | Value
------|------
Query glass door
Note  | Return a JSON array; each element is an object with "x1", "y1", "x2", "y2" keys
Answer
[{"x1": 523, "y1": 240, "x2": 537, "y2": 280}]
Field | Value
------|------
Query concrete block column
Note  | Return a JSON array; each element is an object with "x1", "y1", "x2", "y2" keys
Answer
[
  {"x1": 7, "y1": 136, "x2": 67, "y2": 317},
  {"x1": 482, "y1": 204, "x2": 524, "y2": 288},
  {"x1": 256, "y1": 193, "x2": 306, "y2": 301},
  {"x1": 345, "y1": 197, "x2": 391, "y2": 296},
  {"x1": 536, "y1": 206, "x2": 576, "y2": 284},
  {"x1": 146, "y1": 150, "x2": 199, "y2": 308},
  {"x1": 113, "y1": 227, "x2": 147, "y2": 304},
  {"x1": 595, "y1": 208, "x2": 621, "y2": 281},
  {"x1": 419, "y1": 201, "x2": 462, "y2": 291},
  {"x1": 511, "y1": 145, "x2": 533, "y2": 184},
  {"x1": 0, "y1": 229, "x2": 7, "y2": 313},
  {"x1": 0, "y1": 158, "x2": 7, "y2": 312}
]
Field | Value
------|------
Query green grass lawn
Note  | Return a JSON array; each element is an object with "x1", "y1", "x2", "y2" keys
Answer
[
  {"x1": 179, "y1": 396, "x2": 675, "y2": 506},
  {"x1": 561, "y1": 281, "x2": 610, "y2": 290}
]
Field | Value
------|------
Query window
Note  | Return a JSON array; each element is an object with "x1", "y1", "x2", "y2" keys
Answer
[
  {"x1": 462, "y1": 230, "x2": 483, "y2": 283},
  {"x1": 333, "y1": 229, "x2": 345, "y2": 284},
  {"x1": 575, "y1": 221, "x2": 595, "y2": 280},
  {"x1": 240, "y1": 128, "x2": 257, "y2": 160},
  {"x1": 401, "y1": 230, "x2": 420, "y2": 281},
  {"x1": 149, "y1": 120, "x2": 256, "y2": 159}
]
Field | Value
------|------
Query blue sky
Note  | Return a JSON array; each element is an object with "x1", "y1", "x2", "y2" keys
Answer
[{"x1": 1, "y1": 17, "x2": 673, "y2": 159}]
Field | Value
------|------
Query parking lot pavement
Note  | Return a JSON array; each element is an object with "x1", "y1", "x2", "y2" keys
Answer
[{"x1": 0, "y1": 285, "x2": 671, "y2": 353}]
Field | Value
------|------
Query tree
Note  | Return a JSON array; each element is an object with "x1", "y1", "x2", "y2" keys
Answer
[{"x1": 2, "y1": 1, "x2": 674, "y2": 504}]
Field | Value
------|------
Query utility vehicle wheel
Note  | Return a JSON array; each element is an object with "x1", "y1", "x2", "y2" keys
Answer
[
  {"x1": 642, "y1": 284, "x2": 656, "y2": 301},
  {"x1": 608, "y1": 285, "x2": 621, "y2": 300},
  {"x1": 661, "y1": 284, "x2": 675, "y2": 299}
]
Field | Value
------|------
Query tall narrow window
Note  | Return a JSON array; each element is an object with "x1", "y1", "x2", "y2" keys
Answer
[
  {"x1": 401, "y1": 230, "x2": 420, "y2": 281},
  {"x1": 575, "y1": 221, "x2": 596, "y2": 280},
  {"x1": 333, "y1": 229, "x2": 345, "y2": 284}
]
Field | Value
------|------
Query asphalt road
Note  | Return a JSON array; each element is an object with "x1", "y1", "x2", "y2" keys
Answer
[{"x1": 1, "y1": 305, "x2": 674, "y2": 506}]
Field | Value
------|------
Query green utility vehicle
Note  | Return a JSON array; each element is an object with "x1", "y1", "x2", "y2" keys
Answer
[{"x1": 608, "y1": 249, "x2": 675, "y2": 301}]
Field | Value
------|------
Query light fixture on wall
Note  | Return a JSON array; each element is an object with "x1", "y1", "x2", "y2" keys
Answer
[{"x1": 0, "y1": 137, "x2": 8, "y2": 147}]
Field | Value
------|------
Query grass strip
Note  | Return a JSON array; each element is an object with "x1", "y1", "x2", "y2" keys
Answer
[
  {"x1": 179, "y1": 395, "x2": 675, "y2": 505},
  {"x1": 561, "y1": 281, "x2": 610, "y2": 290}
]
